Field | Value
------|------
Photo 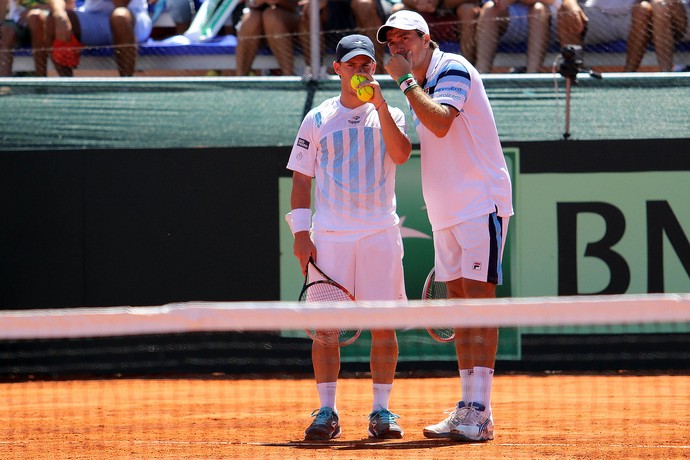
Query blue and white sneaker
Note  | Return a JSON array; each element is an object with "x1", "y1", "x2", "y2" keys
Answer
[
  {"x1": 304, "y1": 407, "x2": 341, "y2": 441},
  {"x1": 368, "y1": 408, "x2": 404, "y2": 439},
  {"x1": 449, "y1": 402, "x2": 494, "y2": 442},
  {"x1": 423, "y1": 401, "x2": 471, "y2": 438}
]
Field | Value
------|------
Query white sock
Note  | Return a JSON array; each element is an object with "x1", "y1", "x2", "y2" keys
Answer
[
  {"x1": 316, "y1": 382, "x2": 337, "y2": 412},
  {"x1": 471, "y1": 366, "x2": 494, "y2": 410},
  {"x1": 460, "y1": 368, "x2": 474, "y2": 404},
  {"x1": 372, "y1": 383, "x2": 393, "y2": 412}
]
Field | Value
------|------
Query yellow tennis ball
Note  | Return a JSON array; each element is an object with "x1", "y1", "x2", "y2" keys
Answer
[{"x1": 350, "y1": 74, "x2": 374, "y2": 102}]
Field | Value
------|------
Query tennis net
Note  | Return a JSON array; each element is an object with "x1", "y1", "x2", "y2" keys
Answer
[{"x1": 2, "y1": 295, "x2": 689, "y2": 459}]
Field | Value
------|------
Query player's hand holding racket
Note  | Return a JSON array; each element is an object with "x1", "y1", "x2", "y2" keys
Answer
[
  {"x1": 422, "y1": 268, "x2": 455, "y2": 343},
  {"x1": 299, "y1": 257, "x2": 361, "y2": 347}
]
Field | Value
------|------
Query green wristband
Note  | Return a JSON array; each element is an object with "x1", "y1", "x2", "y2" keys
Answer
[{"x1": 396, "y1": 74, "x2": 413, "y2": 86}]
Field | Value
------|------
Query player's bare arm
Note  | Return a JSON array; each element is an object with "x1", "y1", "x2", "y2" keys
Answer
[
  {"x1": 369, "y1": 76, "x2": 411, "y2": 164},
  {"x1": 378, "y1": 102, "x2": 412, "y2": 165},
  {"x1": 387, "y1": 53, "x2": 457, "y2": 138},
  {"x1": 405, "y1": 86, "x2": 458, "y2": 138},
  {"x1": 290, "y1": 171, "x2": 316, "y2": 274}
]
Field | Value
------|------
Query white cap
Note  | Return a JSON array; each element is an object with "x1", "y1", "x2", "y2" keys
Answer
[{"x1": 376, "y1": 10, "x2": 430, "y2": 44}]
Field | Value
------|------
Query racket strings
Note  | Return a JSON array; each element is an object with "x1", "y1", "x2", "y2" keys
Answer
[
  {"x1": 300, "y1": 280, "x2": 360, "y2": 346},
  {"x1": 309, "y1": 328, "x2": 359, "y2": 344},
  {"x1": 302, "y1": 281, "x2": 354, "y2": 303},
  {"x1": 425, "y1": 280, "x2": 447, "y2": 300},
  {"x1": 423, "y1": 270, "x2": 454, "y2": 343}
]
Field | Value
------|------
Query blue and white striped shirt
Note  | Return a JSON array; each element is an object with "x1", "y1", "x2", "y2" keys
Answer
[{"x1": 288, "y1": 97, "x2": 407, "y2": 241}]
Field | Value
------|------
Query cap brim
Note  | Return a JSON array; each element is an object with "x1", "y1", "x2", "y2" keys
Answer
[
  {"x1": 376, "y1": 24, "x2": 428, "y2": 44},
  {"x1": 376, "y1": 26, "x2": 392, "y2": 44},
  {"x1": 339, "y1": 49, "x2": 376, "y2": 63}
]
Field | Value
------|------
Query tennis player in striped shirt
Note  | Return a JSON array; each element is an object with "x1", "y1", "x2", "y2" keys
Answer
[
  {"x1": 377, "y1": 10, "x2": 514, "y2": 443},
  {"x1": 286, "y1": 34, "x2": 412, "y2": 441}
]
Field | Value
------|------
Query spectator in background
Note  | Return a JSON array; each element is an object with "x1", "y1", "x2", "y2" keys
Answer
[
  {"x1": 235, "y1": 0, "x2": 300, "y2": 75},
  {"x1": 298, "y1": 0, "x2": 399, "y2": 75},
  {"x1": 631, "y1": 0, "x2": 689, "y2": 71},
  {"x1": 45, "y1": 0, "x2": 152, "y2": 76},
  {"x1": 149, "y1": 0, "x2": 201, "y2": 35},
  {"x1": 475, "y1": 0, "x2": 560, "y2": 73},
  {"x1": 397, "y1": 0, "x2": 481, "y2": 63},
  {"x1": 556, "y1": 0, "x2": 648, "y2": 72},
  {"x1": 448, "y1": 0, "x2": 482, "y2": 63},
  {"x1": 0, "y1": 0, "x2": 54, "y2": 75},
  {"x1": 397, "y1": 0, "x2": 457, "y2": 43}
]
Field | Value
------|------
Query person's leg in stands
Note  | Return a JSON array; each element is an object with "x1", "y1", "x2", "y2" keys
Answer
[
  {"x1": 262, "y1": 3, "x2": 300, "y2": 75},
  {"x1": 27, "y1": 9, "x2": 50, "y2": 76},
  {"x1": 351, "y1": 0, "x2": 389, "y2": 70},
  {"x1": 475, "y1": 0, "x2": 510, "y2": 73},
  {"x1": 556, "y1": 0, "x2": 586, "y2": 47},
  {"x1": 525, "y1": 2, "x2": 550, "y2": 72},
  {"x1": 624, "y1": 1, "x2": 651, "y2": 71},
  {"x1": 45, "y1": 7, "x2": 81, "y2": 76},
  {"x1": 298, "y1": 0, "x2": 328, "y2": 75},
  {"x1": 456, "y1": 1, "x2": 481, "y2": 64},
  {"x1": 110, "y1": 6, "x2": 137, "y2": 76},
  {"x1": 0, "y1": 21, "x2": 17, "y2": 76},
  {"x1": 650, "y1": 0, "x2": 688, "y2": 71},
  {"x1": 236, "y1": 7, "x2": 265, "y2": 75}
]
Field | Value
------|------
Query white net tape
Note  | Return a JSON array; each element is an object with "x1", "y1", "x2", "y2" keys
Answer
[{"x1": 2, "y1": 293, "x2": 689, "y2": 339}]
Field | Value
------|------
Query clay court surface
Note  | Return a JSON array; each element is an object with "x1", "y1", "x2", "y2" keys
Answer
[{"x1": 3, "y1": 374, "x2": 689, "y2": 459}]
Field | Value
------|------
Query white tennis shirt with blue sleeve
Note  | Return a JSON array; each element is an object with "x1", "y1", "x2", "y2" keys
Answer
[{"x1": 414, "y1": 48, "x2": 514, "y2": 231}]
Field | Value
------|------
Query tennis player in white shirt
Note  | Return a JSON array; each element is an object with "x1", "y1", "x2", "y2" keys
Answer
[
  {"x1": 378, "y1": 10, "x2": 514, "y2": 443},
  {"x1": 286, "y1": 34, "x2": 412, "y2": 441}
]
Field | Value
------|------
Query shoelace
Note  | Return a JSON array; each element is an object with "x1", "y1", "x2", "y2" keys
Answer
[
  {"x1": 446, "y1": 405, "x2": 472, "y2": 425},
  {"x1": 310, "y1": 408, "x2": 334, "y2": 423},
  {"x1": 370, "y1": 408, "x2": 400, "y2": 423},
  {"x1": 458, "y1": 405, "x2": 487, "y2": 426}
]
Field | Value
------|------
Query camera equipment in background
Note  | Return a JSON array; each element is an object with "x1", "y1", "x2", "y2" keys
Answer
[{"x1": 559, "y1": 45, "x2": 602, "y2": 140}]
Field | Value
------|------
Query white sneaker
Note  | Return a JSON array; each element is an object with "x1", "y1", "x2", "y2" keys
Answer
[
  {"x1": 449, "y1": 402, "x2": 494, "y2": 442},
  {"x1": 423, "y1": 401, "x2": 472, "y2": 438}
]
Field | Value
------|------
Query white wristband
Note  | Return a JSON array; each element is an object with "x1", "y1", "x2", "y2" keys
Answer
[
  {"x1": 286, "y1": 208, "x2": 311, "y2": 235},
  {"x1": 399, "y1": 75, "x2": 419, "y2": 94}
]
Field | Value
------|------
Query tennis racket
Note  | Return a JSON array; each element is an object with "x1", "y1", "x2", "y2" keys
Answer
[
  {"x1": 299, "y1": 257, "x2": 361, "y2": 347},
  {"x1": 422, "y1": 267, "x2": 455, "y2": 343}
]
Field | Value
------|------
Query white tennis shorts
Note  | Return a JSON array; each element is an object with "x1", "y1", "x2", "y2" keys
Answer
[
  {"x1": 433, "y1": 212, "x2": 509, "y2": 284},
  {"x1": 311, "y1": 225, "x2": 407, "y2": 301}
]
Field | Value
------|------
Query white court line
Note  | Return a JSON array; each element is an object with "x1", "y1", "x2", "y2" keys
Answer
[{"x1": 3, "y1": 440, "x2": 689, "y2": 449}]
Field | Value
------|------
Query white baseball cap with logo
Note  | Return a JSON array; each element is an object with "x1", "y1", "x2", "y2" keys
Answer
[{"x1": 376, "y1": 10, "x2": 430, "y2": 44}]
